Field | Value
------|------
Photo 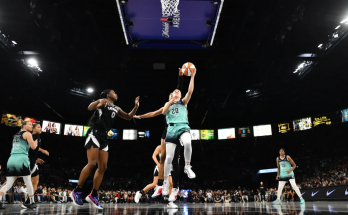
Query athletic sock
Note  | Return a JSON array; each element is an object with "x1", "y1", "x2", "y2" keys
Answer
[
  {"x1": 30, "y1": 196, "x2": 35, "y2": 204},
  {"x1": 158, "y1": 179, "x2": 163, "y2": 186},
  {"x1": 91, "y1": 189, "x2": 98, "y2": 197},
  {"x1": 75, "y1": 185, "x2": 83, "y2": 192}
]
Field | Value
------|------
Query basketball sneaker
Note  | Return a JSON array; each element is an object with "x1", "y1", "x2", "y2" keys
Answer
[
  {"x1": 152, "y1": 185, "x2": 163, "y2": 198},
  {"x1": 300, "y1": 198, "x2": 305, "y2": 204},
  {"x1": 71, "y1": 189, "x2": 83, "y2": 206},
  {"x1": 167, "y1": 201, "x2": 178, "y2": 208},
  {"x1": 273, "y1": 199, "x2": 281, "y2": 205},
  {"x1": 134, "y1": 191, "x2": 142, "y2": 203},
  {"x1": 184, "y1": 165, "x2": 196, "y2": 179},
  {"x1": 86, "y1": 194, "x2": 103, "y2": 209},
  {"x1": 162, "y1": 180, "x2": 170, "y2": 196},
  {"x1": 168, "y1": 188, "x2": 180, "y2": 202}
]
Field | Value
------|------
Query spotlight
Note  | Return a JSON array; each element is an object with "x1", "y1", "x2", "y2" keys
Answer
[
  {"x1": 86, "y1": 88, "x2": 94, "y2": 93},
  {"x1": 335, "y1": 25, "x2": 341, "y2": 30},
  {"x1": 128, "y1": 21, "x2": 134, "y2": 28},
  {"x1": 206, "y1": 20, "x2": 213, "y2": 27},
  {"x1": 11, "y1": 41, "x2": 17, "y2": 45},
  {"x1": 318, "y1": 44, "x2": 323, "y2": 48},
  {"x1": 340, "y1": 18, "x2": 348, "y2": 24},
  {"x1": 27, "y1": 58, "x2": 38, "y2": 67},
  {"x1": 333, "y1": 33, "x2": 339, "y2": 39},
  {"x1": 211, "y1": 1, "x2": 219, "y2": 5},
  {"x1": 120, "y1": 0, "x2": 128, "y2": 4},
  {"x1": 246, "y1": 89, "x2": 250, "y2": 93}
]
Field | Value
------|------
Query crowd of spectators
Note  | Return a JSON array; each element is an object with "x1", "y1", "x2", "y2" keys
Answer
[{"x1": 1, "y1": 116, "x2": 348, "y2": 204}]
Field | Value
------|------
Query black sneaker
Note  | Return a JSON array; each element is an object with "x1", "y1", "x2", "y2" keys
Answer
[{"x1": 0, "y1": 201, "x2": 5, "y2": 209}]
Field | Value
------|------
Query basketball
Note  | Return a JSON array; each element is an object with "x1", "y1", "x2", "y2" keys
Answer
[{"x1": 181, "y1": 62, "x2": 196, "y2": 76}]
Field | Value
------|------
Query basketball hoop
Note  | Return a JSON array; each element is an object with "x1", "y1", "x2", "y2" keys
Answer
[{"x1": 161, "y1": 0, "x2": 180, "y2": 17}]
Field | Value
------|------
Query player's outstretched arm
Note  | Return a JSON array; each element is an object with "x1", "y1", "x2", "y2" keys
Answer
[
  {"x1": 118, "y1": 96, "x2": 140, "y2": 120},
  {"x1": 134, "y1": 108, "x2": 163, "y2": 119},
  {"x1": 183, "y1": 71, "x2": 196, "y2": 105}
]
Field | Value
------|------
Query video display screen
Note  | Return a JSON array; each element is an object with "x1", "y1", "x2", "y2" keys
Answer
[
  {"x1": 341, "y1": 108, "x2": 348, "y2": 122},
  {"x1": 253, "y1": 124, "x2": 272, "y2": 137},
  {"x1": 293, "y1": 117, "x2": 312, "y2": 131},
  {"x1": 83, "y1": 126, "x2": 90, "y2": 137},
  {"x1": 42, "y1": 120, "x2": 61, "y2": 134},
  {"x1": 64, "y1": 124, "x2": 83, "y2": 137},
  {"x1": 23, "y1": 117, "x2": 40, "y2": 124},
  {"x1": 278, "y1": 122, "x2": 291, "y2": 133},
  {"x1": 236, "y1": 127, "x2": 253, "y2": 138},
  {"x1": 107, "y1": 129, "x2": 119, "y2": 139},
  {"x1": 137, "y1": 130, "x2": 150, "y2": 138},
  {"x1": 182, "y1": 190, "x2": 191, "y2": 198},
  {"x1": 123, "y1": 129, "x2": 137, "y2": 140},
  {"x1": 218, "y1": 128, "x2": 235, "y2": 140},
  {"x1": 312, "y1": 115, "x2": 331, "y2": 127},
  {"x1": 200, "y1": 130, "x2": 214, "y2": 140},
  {"x1": 1, "y1": 113, "x2": 23, "y2": 127},
  {"x1": 190, "y1": 130, "x2": 200, "y2": 140}
]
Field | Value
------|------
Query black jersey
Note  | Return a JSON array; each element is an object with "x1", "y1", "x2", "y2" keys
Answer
[
  {"x1": 92, "y1": 103, "x2": 119, "y2": 131},
  {"x1": 29, "y1": 134, "x2": 41, "y2": 161}
]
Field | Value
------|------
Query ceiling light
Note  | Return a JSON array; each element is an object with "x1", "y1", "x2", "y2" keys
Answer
[
  {"x1": 335, "y1": 25, "x2": 341, "y2": 29},
  {"x1": 246, "y1": 89, "x2": 250, "y2": 93},
  {"x1": 27, "y1": 59, "x2": 38, "y2": 67},
  {"x1": 86, "y1": 88, "x2": 94, "y2": 93},
  {"x1": 11, "y1": 41, "x2": 17, "y2": 45},
  {"x1": 340, "y1": 18, "x2": 347, "y2": 24},
  {"x1": 318, "y1": 44, "x2": 323, "y2": 48}
]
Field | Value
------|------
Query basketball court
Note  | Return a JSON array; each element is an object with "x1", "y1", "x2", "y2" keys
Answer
[{"x1": 1, "y1": 202, "x2": 348, "y2": 214}]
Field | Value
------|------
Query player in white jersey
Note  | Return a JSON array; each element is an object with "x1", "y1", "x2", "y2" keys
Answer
[{"x1": 134, "y1": 145, "x2": 173, "y2": 203}]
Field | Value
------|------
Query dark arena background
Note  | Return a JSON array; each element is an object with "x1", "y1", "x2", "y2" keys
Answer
[{"x1": 1, "y1": 0, "x2": 348, "y2": 214}]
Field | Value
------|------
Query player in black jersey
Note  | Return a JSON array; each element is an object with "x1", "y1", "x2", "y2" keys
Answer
[
  {"x1": 133, "y1": 69, "x2": 183, "y2": 200},
  {"x1": 29, "y1": 124, "x2": 49, "y2": 201},
  {"x1": 71, "y1": 89, "x2": 139, "y2": 210}
]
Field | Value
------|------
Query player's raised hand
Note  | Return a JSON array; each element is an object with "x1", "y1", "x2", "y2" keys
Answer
[{"x1": 135, "y1": 96, "x2": 140, "y2": 107}]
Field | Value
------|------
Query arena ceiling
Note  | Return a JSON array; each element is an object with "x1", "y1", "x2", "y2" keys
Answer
[{"x1": 1, "y1": 0, "x2": 348, "y2": 129}]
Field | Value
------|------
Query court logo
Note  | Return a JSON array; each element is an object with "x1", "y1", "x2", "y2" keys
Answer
[
  {"x1": 301, "y1": 192, "x2": 306, "y2": 196},
  {"x1": 345, "y1": 189, "x2": 348, "y2": 195},
  {"x1": 326, "y1": 189, "x2": 335, "y2": 196},
  {"x1": 311, "y1": 191, "x2": 319, "y2": 197}
]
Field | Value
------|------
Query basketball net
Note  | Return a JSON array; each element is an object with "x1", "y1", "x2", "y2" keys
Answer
[{"x1": 161, "y1": 0, "x2": 180, "y2": 17}]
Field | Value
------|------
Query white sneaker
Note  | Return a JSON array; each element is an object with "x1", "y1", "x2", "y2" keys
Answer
[
  {"x1": 184, "y1": 165, "x2": 196, "y2": 179},
  {"x1": 167, "y1": 208, "x2": 179, "y2": 214},
  {"x1": 151, "y1": 186, "x2": 163, "y2": 198},
  {"x1": 167, "y1": 201, "x2": 178, "y2": 208},
  {"x1": 162, "y1": 180, "x2": 170, "y2": 196},
  {"x1": 134, "y1": 191, "x2": 142, "y2": 203},
  {"x1": 168, "y1": 188, "x2": 180, "y2": 202}
]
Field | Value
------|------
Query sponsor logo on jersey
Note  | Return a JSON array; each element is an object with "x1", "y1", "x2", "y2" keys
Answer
[
  {"x1": 311, "y1": 191, "x2": 319, "y2": 197},
  {"x1": 326, "y1": 190, "x2": 335, "y2": 196}
]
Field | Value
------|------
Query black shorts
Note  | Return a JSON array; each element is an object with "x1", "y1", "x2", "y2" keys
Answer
[
  {"x1": 161, "y1": 127, "x2": 168, "y2": 140},
  {"x1": 84, "y1": 127, "x2": 109, "y2": 151},
  {"x1": 30, "y1": 160, "x2": 39, "y2": 177}
]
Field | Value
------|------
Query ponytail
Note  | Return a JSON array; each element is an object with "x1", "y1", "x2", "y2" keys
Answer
[{"x1": 88, "y1": 110, "x2": 98, "y2": 126}]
